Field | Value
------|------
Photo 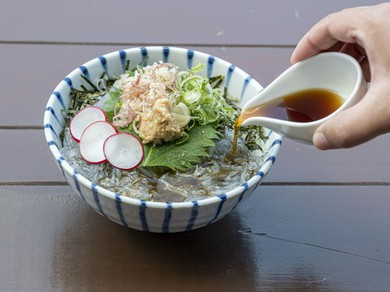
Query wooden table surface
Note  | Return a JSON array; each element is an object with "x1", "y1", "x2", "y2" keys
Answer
[{"x1": 1, "y1": 1, "x2": 389, "y2": 291}]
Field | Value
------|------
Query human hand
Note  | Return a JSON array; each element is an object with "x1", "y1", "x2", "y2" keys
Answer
[{"x1": 291, "y1": 3, "x2": 390, "y2": 149}]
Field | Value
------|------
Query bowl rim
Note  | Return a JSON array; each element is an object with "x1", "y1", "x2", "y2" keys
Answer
[{"x1": 44, "y1": 45, "x2": 282, "y2": 209}]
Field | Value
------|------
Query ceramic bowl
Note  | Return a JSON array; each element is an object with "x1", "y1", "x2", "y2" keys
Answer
[{"x1": 43, "y1": 46, "x2": 282, "y2": 233}]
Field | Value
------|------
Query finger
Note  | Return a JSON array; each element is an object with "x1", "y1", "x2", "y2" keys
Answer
[
  {"x1": 291, "y1": 18, "x2": 339, "y2": 63},
  {"x1": 291, "y1": 7, "x2": 367, "y2": 64}
]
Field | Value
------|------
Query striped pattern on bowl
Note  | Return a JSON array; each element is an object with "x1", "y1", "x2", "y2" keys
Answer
[{"x1": 44, "y1": 46, "x2": 282, "y2": 233}]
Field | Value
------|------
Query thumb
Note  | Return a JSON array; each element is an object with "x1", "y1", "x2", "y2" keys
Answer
[{"x1": 313, "y1": 90, "x2": 389, "y2": 149}]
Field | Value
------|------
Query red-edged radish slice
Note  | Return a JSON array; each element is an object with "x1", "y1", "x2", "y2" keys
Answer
[
  {"x1": 79, "y1": 121, "x2": 117, "y2": 164},
  {"x1": 103, "y1": 133, "x2": 144, "y2": 170},
  {"x1": 70, "y1": 106, "x2": 107, "y2": 142}
]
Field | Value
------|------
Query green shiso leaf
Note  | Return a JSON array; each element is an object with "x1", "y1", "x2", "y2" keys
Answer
[
  {"x1": 141, "y1": 124, "x2": 220, "y2": 171},
  {"x1": 103, "y1": 88, "x2": 122, "y2": 122}
]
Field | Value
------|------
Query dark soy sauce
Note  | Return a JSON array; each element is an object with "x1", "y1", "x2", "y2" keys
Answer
[{"x1": 232, "y1": 88, "x2": 344, "y2": 155}]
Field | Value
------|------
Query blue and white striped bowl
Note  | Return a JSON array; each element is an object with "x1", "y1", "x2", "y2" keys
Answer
[{"x1": 44, "y1": 46, "x2": 282, "y2": 233}]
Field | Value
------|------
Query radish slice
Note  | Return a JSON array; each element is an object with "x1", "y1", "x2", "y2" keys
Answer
[
  {"x1": 104, "y1": 133, "x2": 144, "y2": 170},
  {"x1": 70, "y1": 106, "x2": 107, "y2": 142},
  {"x1": 79, "y1": 121, "x2": 117, "y2": 164}
]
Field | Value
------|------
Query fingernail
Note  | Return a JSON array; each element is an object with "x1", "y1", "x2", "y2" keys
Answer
[{"x1": 313, "y1": 132, "x2": 333, "y2": 150}]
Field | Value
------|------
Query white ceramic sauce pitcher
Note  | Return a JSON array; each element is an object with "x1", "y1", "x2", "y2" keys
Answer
[{"x1": 240, "y1": 52, "x2": 367, "y2": 144}]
